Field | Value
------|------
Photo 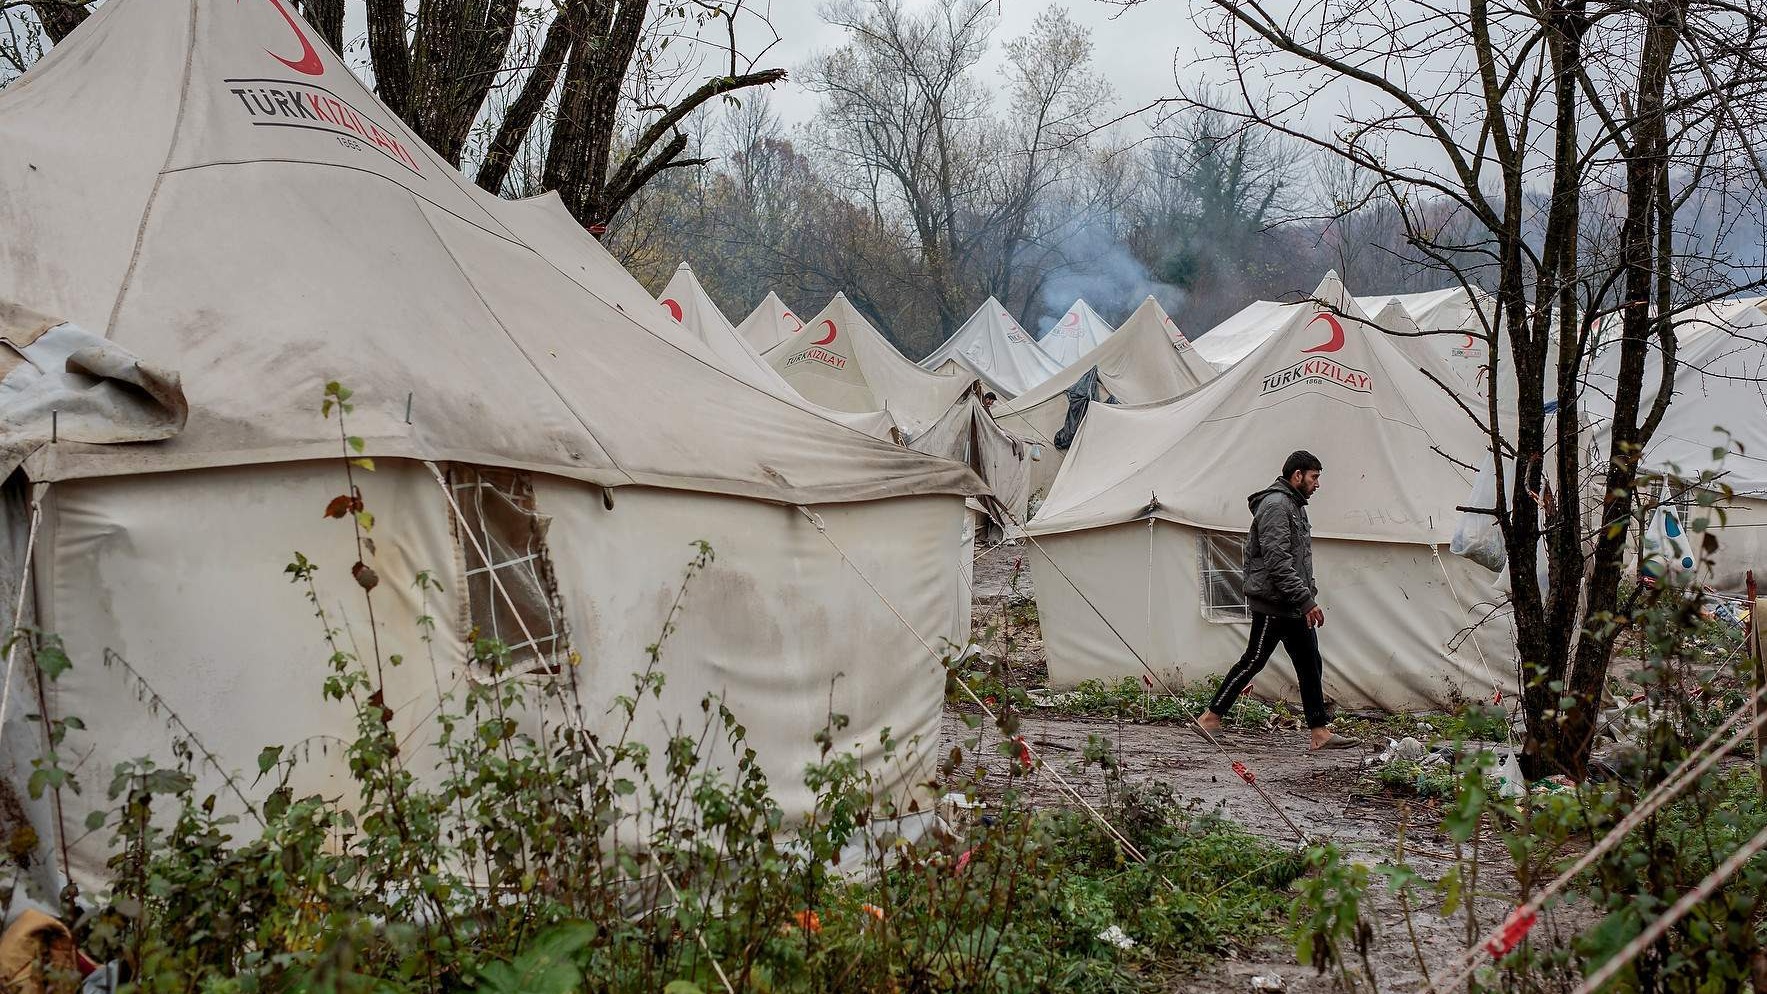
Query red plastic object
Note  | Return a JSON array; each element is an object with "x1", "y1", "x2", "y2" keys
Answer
[
  {"x1": 1485, "y1": 906, "x2": 1538, "y2": 957},
  {"x1": 1232, "y1": 761, "x2": 1255, "y2": 785}
]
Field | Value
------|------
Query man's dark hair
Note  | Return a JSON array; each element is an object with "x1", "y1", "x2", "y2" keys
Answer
[
  {"x1": 1283, "y1": 450, "x2": 1323, "y2": 479},
  {"x1": 982, "y1": 391, "x2": 998, "y2": 402}
]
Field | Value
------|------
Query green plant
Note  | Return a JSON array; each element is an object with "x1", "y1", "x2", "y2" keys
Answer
[{"x1": 30, "y1": 384, "x2": 1324, "y2": 994}]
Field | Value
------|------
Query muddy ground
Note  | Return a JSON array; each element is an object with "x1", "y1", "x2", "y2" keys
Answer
[{"x1": 951, "y1": 543, "x2": 1540, "y2": 993}]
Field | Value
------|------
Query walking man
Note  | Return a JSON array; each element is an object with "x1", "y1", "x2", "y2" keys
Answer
[{"x1": 1196, "y1": 450, "x2": 1360, "y2": 751}]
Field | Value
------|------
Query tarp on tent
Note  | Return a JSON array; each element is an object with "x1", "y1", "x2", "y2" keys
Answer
[
  {"x1": 656, "y1": 263, "x2": 898, "y2": 440},
  {"x1": 0, "y1": 0, "x2": 979, "y2": 893},
  {"x1": 766, "y1": 293, "x2": 976, "y2": 437},
  {"x1": 1028, "y1": 274, "x2": 1510, "y2": 710},
  {"x1": 909, "y1": 393, "x2": 1032, "y2": 527},
  {"x1": 994, "y1": 295, "x2": 1214, "y2": 494},
  {"x1": 1, "y1": 302, "x2": 187, "y2": 477},
  {"x1": 1038, "y1": 300, "x2": 1115, "y2": 367},
  {"x1": 918, "y1": 298, "x2": 1063, "y2": 397},
  {"x1": 736, "y1": 291, "x2": 806, "y2": 354}
]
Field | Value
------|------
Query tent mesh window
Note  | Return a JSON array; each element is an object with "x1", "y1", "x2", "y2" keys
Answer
[
  {"x1": 1197, "y1": 531, "x2": 1251, "y2": 623},
  {"x1": 446, "y1": 466, "x2": 570, "y2": 673}
]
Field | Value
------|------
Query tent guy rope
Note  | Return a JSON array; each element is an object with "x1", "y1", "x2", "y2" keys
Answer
[
  {"x1": 794, "y1": 505, "x2": 1154, "y2": 866},
  {"x1": 1006, "y1": 506, "x2": 1314, "y2": 845}
]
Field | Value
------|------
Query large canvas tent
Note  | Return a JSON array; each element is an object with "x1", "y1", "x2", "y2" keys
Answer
[
  {"x1": 1586, "y1": 298, "x2": 1767, "y2": 591},
  {"x1": 656, "y1": 263, "x2": 897, "y2": 439},
  {"x1": 1195, "y1": 287, "x2": 1496, "y2": 383},
  {"x1": 0, "y1": 0, "x2": 984, "y2": 892},
  {"x1": 1038, "y1": 299, "x2": 1116, "y2": 368},
  {"x1": 994, "y1": 295, "x2": 1214, "y2": 495},
  {"x1": 918, "y1": 298, "x2": 1063, "y2": 397},
  {"x1": 764, "y1": 293, "x2": 977, "y2": 437},
  {"x1": 736, "y1": 291, "x2": 806, "y2": 354},
  {"x1": 1027, "y1": 274, "x2": 1513, "y2": 711},
  {"x1": 1121, "y1": 295, "x2": 1216, "y2": 388}
]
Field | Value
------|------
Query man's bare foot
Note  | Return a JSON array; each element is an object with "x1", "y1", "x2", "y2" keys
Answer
[{"x1": 1197, "y1": 711, "x2": 1224, "y2": 733}]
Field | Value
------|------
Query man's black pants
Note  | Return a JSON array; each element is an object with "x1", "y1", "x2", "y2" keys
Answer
[{"x1": 1207, "y1": 612, "x2": 1329, "y2": 728}]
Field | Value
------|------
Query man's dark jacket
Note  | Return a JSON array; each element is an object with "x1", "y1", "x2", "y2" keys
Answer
[{"x1": 1242, "y1": 478, "x2": 1317, "y2": 618}]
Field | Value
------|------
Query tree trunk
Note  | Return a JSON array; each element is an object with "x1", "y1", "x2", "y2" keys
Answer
[
  {"x1": 30, "y1": 1, "x2": 88, "y2": 43},
  {"x1": 295, "y1": 0, "x2": 344, "y2": 54},
  {"x1": 474, "y1": 18, "x2": 572, "y2": 195},
  {"x1": 1530, "y1": 0, "x2": 1684, "y2": 779}
]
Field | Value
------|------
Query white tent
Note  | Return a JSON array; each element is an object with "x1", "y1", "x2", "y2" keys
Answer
[
  {"x1": 765, "y1": 293, "x2": 977, "y2": 437},
  {"x1": 1119, "y1": 295, "x2": 1217, "y2": 388},
  {"x1": 1586, "y1": 298, "x2": 1767, "y2": 591},
  {"x1": 656, "y1": 263, "x2": 898, "y2": 440},
  {"x1": 918, "y1": 298, "x2": 1063, "y2": 398},
  {"x1": 1195, "y1": 287, "x2": 1496, "y2": 381},
  {"x1": 736, "y1": 291, "x2": 806, "y2": 354},
  {"x1": 1038, "y1": 299, "x2": 1116, "y2": 367},
  {"x1": 1371, "y1": 298, "x2": 1476, "y2": 400},
  {"x1": 1027, "y1": 274, "x2": 1513, "y2": 711},
  {"x1": 0, "y1": 0, "x2": 982, "y2": 892},
  {"x1": 994, "y1": 295, "x2": 1214, "y2": 495}
]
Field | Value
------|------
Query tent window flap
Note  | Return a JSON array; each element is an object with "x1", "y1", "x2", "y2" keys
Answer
[
  {"x1": 1197, "y1": 530, "x2": 1250, "y2": 624},
  {"x1": 445, "y1": 465, "x2": 569, "y2": 672}
]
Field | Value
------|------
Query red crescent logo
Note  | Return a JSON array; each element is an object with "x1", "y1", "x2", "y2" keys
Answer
[
  {"x1": 661, "y1": 298, "x2": 683, "y2": 322},
  {"x1": 1301, "y1": 312, "x2": 1347, "y2": 353},
  {"x1": 812, "y1": 320, "x2": 837, "y2": 346},
  {"x1": 254, "y1": 0, "x2": 326, "y2": 76},
  {"x1": 785, "y1": 312, "x2": 803, "y2": 332},
  {"x1": 1461, "y1": 333, "x2": 1477, "y2": 350},
  {"x1": 1063, "y1": 312, "x2": 1080, "y2": 328}
]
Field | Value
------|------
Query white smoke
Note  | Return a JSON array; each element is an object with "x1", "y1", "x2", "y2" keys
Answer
[{"x1": 1031, "y1": 221, "x2": 1185, "y2": 333}]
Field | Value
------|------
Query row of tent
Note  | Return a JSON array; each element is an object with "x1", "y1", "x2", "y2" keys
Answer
[
  {"x1": 5, "y1": 0, "x2": 1762, "y2": 895},
  {"x1": 1020, "y1": 276, "x2": 1767, "y2": 713},
  {"x1": 0, "y1": 0, "x2": 1012, "y2": 893}
]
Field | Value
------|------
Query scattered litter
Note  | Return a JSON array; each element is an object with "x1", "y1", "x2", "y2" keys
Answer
[
  {"x1": 1097, "y1": 924, "x2": 1136, "y2": 949},
  {"x1": 1251, "y1": 976, "x2": 1286, "y2": 991},
  {"x1": 1493, "y1": 752, "x2": 1527, "y2": 798},
  {"x1": 1026, "y1": 688, "x2": 1080, "y2": 708},
  {"x1": 1367, "y1": 736, "x2": 1431, "y2": 766},
  {"x1": 1531, "y1": 774, "x2": 1577, "y2": 795}
]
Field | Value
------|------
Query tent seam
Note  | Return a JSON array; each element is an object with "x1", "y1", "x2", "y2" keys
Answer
[
  {"x1": 104, "y1": 0, "x2": 201, "y2": 341},
  {"x1": 408, "y1": 192, "x2": 635, "y2": 488}
]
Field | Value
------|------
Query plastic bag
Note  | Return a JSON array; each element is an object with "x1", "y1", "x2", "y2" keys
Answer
[
  {"x1": 1641, "y1": 502, "x2": 1698, "y2": 581},
  {"x1": 1451, "y1": 453, "x2": 1506, "y2": 571}
]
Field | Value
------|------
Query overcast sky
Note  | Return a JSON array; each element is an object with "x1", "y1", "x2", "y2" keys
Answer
[{"x1": 735, "y1": 0, "x2": 1208, "y2": 130}]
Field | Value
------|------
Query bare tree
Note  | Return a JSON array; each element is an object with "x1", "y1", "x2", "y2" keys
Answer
[
  {"x1": 1173, "y1": 0, "x2": 1767, "y2": 776},
  {"x1": 804, "y1": 0, "x2": 999, "y2": 344},
  {"x1": 989, "y1": 7, "x2": 1114, "y2": 309}
]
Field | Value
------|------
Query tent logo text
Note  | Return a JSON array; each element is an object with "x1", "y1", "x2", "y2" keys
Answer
[
  {"x1": 225, "y1": 80, "x2": 425, "y2": 176},
  {"x1": 784, "y1": 347, "x2": 848, "y2": 371},
  {"x1": 1260, "y1": 356, "x2": 1372, "y2": 395}
]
